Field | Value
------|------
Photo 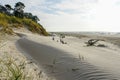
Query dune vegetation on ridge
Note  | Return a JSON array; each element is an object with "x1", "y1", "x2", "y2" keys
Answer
[
  {"x1": 0, "y1": 13, "x2": 48, "y2": 35},
  {"x1": 0, "y1": 2, "x2": 52, "y2": 80},
  {"x1": 0, "y1": 2, "x2": 48, "y2": 36}
]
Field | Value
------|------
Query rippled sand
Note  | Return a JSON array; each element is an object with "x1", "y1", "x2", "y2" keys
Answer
[{"x1": 16, "y1": 32, "x2": 120, "y2": 80}]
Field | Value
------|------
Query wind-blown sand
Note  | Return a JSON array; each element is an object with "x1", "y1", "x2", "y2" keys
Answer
[
  {"x1": 1, "y1": 27, "x2": 120, "y2": 80},
  {"x1": 16, "y1": 32, "x2": 120, "y2": 80},
  {"x1": 0, "y1": 31, "x2": 55, "y2": 80}
]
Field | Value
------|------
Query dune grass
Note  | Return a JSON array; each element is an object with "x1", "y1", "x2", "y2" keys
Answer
[
  {"x1": 0, "y1": 40, "x2": 31, "y2": 80},
  {"x1": 0, "y1": 13, "x2": 48, "y2": 36},
  {"x1": 0, "y1": 38, "x2": 42, "y2": 80},
  {"x1": 0, "y1": 53, "x2": 27, "y2": 80}
]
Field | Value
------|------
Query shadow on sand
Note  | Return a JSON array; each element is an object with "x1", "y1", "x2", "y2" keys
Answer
[{"x1": 16, "y1": 38, "x2": 118, "y2": 80}]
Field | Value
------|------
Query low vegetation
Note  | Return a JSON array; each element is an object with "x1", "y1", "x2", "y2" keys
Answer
[
  {"x1": 0, "y1": 13, "x2": 48, "y2": 35},
  {"x1": 0, "y1": 52, "x2": 36, "y2": 80},
  {"x1": 0, "y1": 2, "x2": 49, "y2": 80},
  {"x1": 0, "y1": 55, "x2": 26, "y2": 80}
]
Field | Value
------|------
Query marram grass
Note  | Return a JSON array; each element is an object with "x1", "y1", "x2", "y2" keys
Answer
[
  {"x1": 0, "y1": 54, "x2": 26, "y2": 80},
  {"x1": 0, "y1": 13, "x2": 48, "y2": 36}
]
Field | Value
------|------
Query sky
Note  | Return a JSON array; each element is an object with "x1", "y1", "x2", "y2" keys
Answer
[{"x1": 1, "y1": 0, "x2": 120, "y2": 32}]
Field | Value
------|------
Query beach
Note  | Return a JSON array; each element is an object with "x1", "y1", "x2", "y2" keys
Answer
[
  {"x1": 0, "y1": 30, "x2": 55, "y2": 80},
  {"x1": 1, "y1": 0, "x2": 120, "y2": 80},
  {"x1": 15, "y1": 31, "x2": 120, "y2": 80},
  {"x1": 1, "y1": 28, "x2": 120, "y2": 79}
]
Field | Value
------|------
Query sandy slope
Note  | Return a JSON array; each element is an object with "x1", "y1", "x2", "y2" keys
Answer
[
  {"x1": 0, "y1": 32, "x2": 55, "y2": 80},
  {"x1": 16, "y1": 32, "x2": 120, "y2": 80}
]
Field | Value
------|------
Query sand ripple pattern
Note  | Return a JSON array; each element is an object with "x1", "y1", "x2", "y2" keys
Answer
[
  {"x1": 17, "y1": 38, "x2": 118, "y2": 80},
  {"x1": 44, "y1": 56, "x2": 118, "y2": 80}
]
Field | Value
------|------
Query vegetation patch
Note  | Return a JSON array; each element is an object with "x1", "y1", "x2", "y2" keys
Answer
[
  {"x1": 0, "y1": 2, "x2": 48, "y2": 36},
  {"x1": 0, "y1": 53, "x2": 26, "y2": 80},
  {"x1": 0, "y1": 13, "x2": 48, "y2": 35},
  {"x1": 0, "y1": 26, "x2": 14, "y2": 35}
]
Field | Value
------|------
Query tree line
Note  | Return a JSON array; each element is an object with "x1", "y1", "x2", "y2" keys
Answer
[{"x1": 0, "y1": 2, "x2": 40, "y2": 23}]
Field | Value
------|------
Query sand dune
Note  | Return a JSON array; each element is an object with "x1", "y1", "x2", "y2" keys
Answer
[{"x1": 16, "y1": 33, "x2": 120, "y2": 80}]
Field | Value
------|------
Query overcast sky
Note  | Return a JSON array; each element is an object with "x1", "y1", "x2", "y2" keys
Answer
[{"x1": 1, "y1": 0, "x2": 120, "y2": 32}]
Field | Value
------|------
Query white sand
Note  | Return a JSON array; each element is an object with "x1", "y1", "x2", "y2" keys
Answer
[
  {"x1": 23, "y1": 32, "x2": 120, "y2": 78},
  {"x1": 0, "y1": 30, "x2": 56, "y2": 80},
  {"x1": 1, "y1": 28, "x2": 120, "y2": 79}
]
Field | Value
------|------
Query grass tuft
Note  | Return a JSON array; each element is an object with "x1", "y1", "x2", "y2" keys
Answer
[
  {"x1": 0, "y1": 26, "x2": 14, "y2": 35},
  {"x1": 0, "y1": 54, "x2": 27, "y2": 80}
]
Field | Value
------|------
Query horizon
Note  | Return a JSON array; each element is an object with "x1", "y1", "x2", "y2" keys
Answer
[
  {"x1": 1, "y1": 0, "x2": 120, "y2": 32},
  {"x1": 49, "y1": 31, "x2": 120, "y2": 33}
]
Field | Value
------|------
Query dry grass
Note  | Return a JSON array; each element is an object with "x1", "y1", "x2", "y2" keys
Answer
[
  {"x1": 0, "y1": 13, "x2": 48, "y2": 36},
  {"x1": 0, "y1": 51, "x2": 55, "y2": 80},
  {"x1": 0, "y1": 52, "x2": 42, "y2": 80},
  {"x1": 0, "y1": 53, "x2": 27, "y2": 80},
  {"x1": 0, "y1": 38, "x2": 51, "y2": 80},
  {"x1": 0, "y1": 40, "x2": 34, "y2": 80},
  {"x1": 0, "y1": 26, "x2": 14, "y2": 35}
]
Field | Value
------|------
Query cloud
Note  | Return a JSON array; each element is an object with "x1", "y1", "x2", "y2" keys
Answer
[
  {"x1": 43, "y1": 0, "x2": 98, "y2": 15},
  {"x1": 1, "y1": 0, "x2": 120, "y2": 32}
]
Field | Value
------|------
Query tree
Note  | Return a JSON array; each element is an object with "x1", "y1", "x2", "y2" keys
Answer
[
  {"x1": 5, "y1": 4, "x2": 13, "y2": 15},
  {"x1": 14, "y1": 2, "x2": 25, "y2": 18},
  {"x1": 24, "y1": 12, "x2": 33, "y2": 19},
  {"x1": 32, "y1": 15, "x2": 40, "y2": 23},
  {"x1": 0, "y1": 5, "x2": 7, "y2": 13},
  {"x1": 24, "y1": 13, "x2": 40, "y2": 23}
]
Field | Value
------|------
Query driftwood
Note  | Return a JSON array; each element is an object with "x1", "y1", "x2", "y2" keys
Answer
[
  {"x1": 85, "y1": 39, "x2": 105, "y2": 46},
  {"x1": 60, "y1": 39, "x2": 67, "y2": 44}
]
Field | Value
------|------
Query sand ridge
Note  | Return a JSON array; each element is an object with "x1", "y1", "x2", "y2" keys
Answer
[{"x1": 16, "y1": 32, "x2": 120, "y2": 80}]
